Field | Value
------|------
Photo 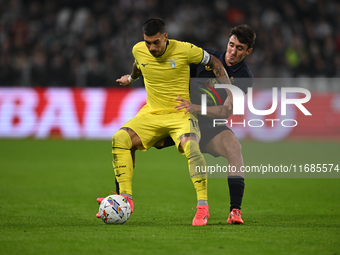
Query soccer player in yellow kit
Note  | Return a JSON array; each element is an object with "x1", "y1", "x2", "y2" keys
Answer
[{"x1": 109, "y1": 18, "x2": 229, "y2": 226}]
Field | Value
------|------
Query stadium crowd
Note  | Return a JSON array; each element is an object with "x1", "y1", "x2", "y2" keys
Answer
[{"x1": 0, "y1": 0, "x2": 339, "y2": 87}]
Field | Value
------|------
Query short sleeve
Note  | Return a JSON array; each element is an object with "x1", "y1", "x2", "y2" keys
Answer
[
  {"x1": 134, "y1": 59, "x2": 140, "y2": 69},
  {"x1": 187, "y1": 43, "x2": 209, "y2": 65},
  {"x1": 132, "y1": 44, "x2": 140, "y2": 69}
]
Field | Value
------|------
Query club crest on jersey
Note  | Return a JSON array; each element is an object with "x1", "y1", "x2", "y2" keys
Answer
[{"x1": 167, "y1": 58, "x2": 178, "y2": 68}]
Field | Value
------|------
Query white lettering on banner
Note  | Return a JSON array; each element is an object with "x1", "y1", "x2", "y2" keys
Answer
[
  {"x1": 0, "y1": 88, "x2": 38, "y2": 137},
  {"x1": 82, "y1": 88, "x2": 107, "y2": 138},
  {"x1": 0, "y1": 88, "x2": 147, "y2": 140},
  {"x1": 119, "y1": 88, "x2": 147, "y2": 120},
  {"x1": 82, "y1": 88, "x2": 147, "y2": 139},
  {"x1": 97, "y1": 88, "x2": 147, "y2": 138},
  {"x1": 36, "y1": 88, "x2": 80, "y2": 138}
]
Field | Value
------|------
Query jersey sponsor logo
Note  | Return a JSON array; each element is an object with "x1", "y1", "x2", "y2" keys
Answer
[
  {"x1": 166, "y1": 58, "x2": 178, "y2": 68},
  {"x1": 141, "y1": 63, "x2": 148, "y2": 67}
]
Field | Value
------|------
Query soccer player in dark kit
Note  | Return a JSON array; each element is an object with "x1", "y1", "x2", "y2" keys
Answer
[
  {"x1": 173, "y1": 24, "x2": 256, "y2": 224},
  {"x1": 155, "y1": 24, "x2": 256, "y2": 224}
]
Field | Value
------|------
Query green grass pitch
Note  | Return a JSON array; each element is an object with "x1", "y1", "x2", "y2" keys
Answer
[{"x1": 0, "y1": 139, "x2": 339, "y2": 255}]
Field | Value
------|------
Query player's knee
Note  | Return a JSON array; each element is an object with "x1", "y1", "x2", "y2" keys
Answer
[{"x1": 112, "y1": 129, "x2": 132, "y2": 153}]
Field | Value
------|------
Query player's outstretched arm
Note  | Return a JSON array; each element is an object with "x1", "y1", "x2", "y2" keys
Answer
[
  {"x1": 176, "y1": 95, "x2": 233, "y2": 119},
  {"x1": 116, "y1": 62, "x2": 142, "y2": 86},
  {"x1": 175, "y1": 55, "x2": 234, "y2": 117}
]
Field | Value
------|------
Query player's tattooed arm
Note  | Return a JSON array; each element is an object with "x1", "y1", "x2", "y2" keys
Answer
[
  {"x1": 116, "y1": 62, "x2": 142, "y2": 86},
  {"x1": 175, "y1": 55, "x2": 233, "y2": 117},
  {"x1": 131, "y1": 62, "x2": 142, "y2": 79},
  {"x1": 206, "y1": 55, "x2": 231, "y2": 84},
  {"x1": 197, "y1": 55, "x2": 233, "y2": 118},
  {"x1": 174, "y1": 95, "x2": 232, "y2": 118},
  {"x1": 189, "y1": 99, "x2": 233, "y2": 119}
]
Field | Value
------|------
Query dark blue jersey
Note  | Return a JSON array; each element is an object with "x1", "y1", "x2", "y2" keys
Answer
[{"x1": 190, "y1": 48, "x2": 253, "y2": 94}]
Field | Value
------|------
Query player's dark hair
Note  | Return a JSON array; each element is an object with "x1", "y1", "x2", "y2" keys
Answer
[
  {"x1": 142, "y1": 18, "x2": 166, "y2": 36},
  {"x1": 229, "y1": 24, "x2": 256, "y2": 49}
]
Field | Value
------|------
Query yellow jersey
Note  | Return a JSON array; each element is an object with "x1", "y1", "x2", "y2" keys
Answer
[{"x1": 132, "y1": 39, "x2": 209, "y2": 114}]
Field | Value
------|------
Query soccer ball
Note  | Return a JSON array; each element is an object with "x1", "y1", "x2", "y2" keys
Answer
[{"x1": 99, "y1": 195, "x2": 131, "y2": 224}]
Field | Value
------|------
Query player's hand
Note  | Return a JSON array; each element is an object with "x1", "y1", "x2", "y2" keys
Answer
[
  {"x1": 116, "y1": 74, "x2": 131, "y2": 86},
  {"x1": 174, "y1": 95, "x2": 191, "y2": 114}
]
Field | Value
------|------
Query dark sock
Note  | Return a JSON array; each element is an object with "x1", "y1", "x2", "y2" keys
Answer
[
  {"x1": 115, "y1": 177, "x2": 120, "y2": 194},
  {"x1": 228, "y1": 176, "x2": 245, "y2": 211}
]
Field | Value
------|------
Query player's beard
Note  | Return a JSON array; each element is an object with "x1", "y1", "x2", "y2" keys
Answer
[
  {"x1": 150, "y1": 51, "x2": 159, "y2": 57},
  {"x1": 150, "y1": 46, "x2": 166, "y2": 57}
]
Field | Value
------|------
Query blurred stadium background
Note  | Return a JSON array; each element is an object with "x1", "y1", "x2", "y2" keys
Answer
[
  {"x1": 0, "y1": 0, "x2": 339, "y2": 88},
  {"x1": 1, "y1": 1, "x2": 340, "y2": 254}
]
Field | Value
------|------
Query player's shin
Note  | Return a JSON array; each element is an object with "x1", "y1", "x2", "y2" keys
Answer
[
  {"x1": 183, "y1": 140, "x2": 208, "y2": 202},
  {"x1": 112, "y1": 129, "x2": 134, "y2": 196}
]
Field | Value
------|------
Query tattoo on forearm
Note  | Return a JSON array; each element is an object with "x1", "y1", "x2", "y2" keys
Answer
[
  {"x1": 210, "y1": 57, "x2": 228, "y2": 79},
  {"x1": 214, "y1": 65, "x2": 228, "y2": 78}
]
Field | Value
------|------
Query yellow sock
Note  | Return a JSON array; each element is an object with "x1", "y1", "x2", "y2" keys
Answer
[
  {"x1": 112, "y1": 129, "x2": 133, "y2": 195},
  {"x1": 183, "y1": 140, "x2": 207, "y2": 201}
]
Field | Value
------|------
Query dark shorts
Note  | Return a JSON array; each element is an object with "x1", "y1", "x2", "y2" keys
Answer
[{"x1": 199, "y1": 121, "x2": 233, "y2": 154}]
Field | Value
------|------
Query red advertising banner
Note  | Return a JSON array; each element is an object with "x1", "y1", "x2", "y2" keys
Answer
[
  {"x1": 0, "y1": 87, "x2": 339, "y2": 141},
  {"x1": 0, "y1": 87, "x2": 146, "y2": 139}
]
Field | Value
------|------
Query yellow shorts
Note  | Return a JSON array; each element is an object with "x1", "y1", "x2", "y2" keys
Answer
[{"x1": 122, "y1": 110, "x2": 200, "y2": 154}]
